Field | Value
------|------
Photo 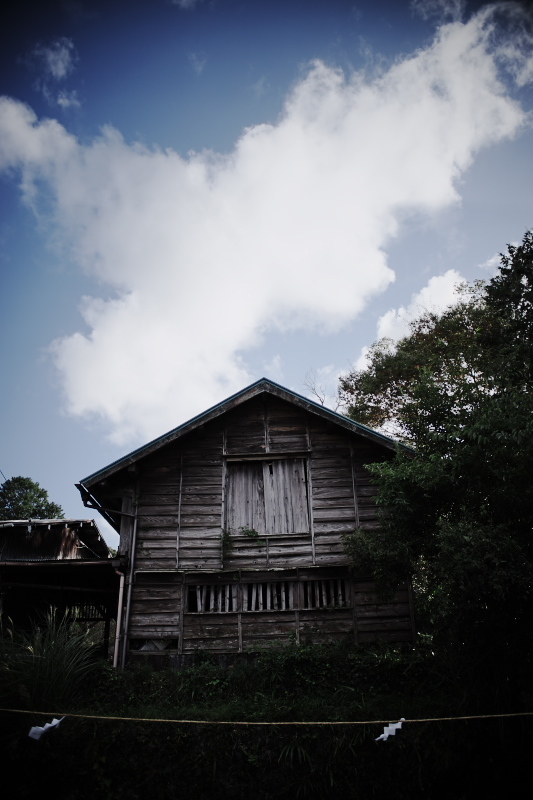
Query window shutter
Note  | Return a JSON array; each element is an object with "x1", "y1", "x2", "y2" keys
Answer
[
  {"x1": 226, "y1": 458, "x2": 309, "y2": 535},
  {"x1": 226, "y1": 461, "x2": 266, "y2": 534},
  {"x1": 264, "y1": 458, "x2": 309, "y2": 534}
]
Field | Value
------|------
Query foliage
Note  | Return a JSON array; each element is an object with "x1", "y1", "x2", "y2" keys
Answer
[
  {"x1": 221, "y1": 529, "x2": 233, "y2": 560},
  {"x1": 239, "y1": 525, "x2": 265, "y2": 545},
  {"x1": 3, "y1": 643, "x2": 532, "y2": 798},
  {"x1": 342, "y1": 231, "x2": 533, "y2": 660},
  {"x1": 338, "y1": 280, "x2": 492, "y2": 442},
  {"x1": 223, "y1": 527, "x2": 265, "y2": 562},
  {"x1": 0, "y1": 610, "x2": 99, "y2": 710},
  {"x1": 84, "y1": 642, "x2": 434, "y2": 722},
  {"x1": 0, "y1": 475, "x2": 64, "y2": 520}
]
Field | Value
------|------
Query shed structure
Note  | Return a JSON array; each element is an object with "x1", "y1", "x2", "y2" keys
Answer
[
  {"x1": 78, "y1": 379, "x2": 415, "y2": 665},
  {"x1": 0, "y1": 519, "x2": 119, "y2": 650}
]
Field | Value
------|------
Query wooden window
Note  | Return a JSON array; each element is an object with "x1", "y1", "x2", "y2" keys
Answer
[
  {"x1": 187, "y1": 583, "x2": 239, "y2": 613},
  {"x1": 301, "y1": 578, "x2": 348, "y2": 609},
  {"x1": 225, "y1": 458, "x2": 309, "y2": 535},
  {"x1": 241, "y1": 581, "x2": 297, "y2": 611},
  {"x1": 186, "y1": 578, "x2": 350, "y2": 613}
]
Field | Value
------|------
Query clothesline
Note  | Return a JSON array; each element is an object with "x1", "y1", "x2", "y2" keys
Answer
[{"x1": 2, "y1": 707, "x2": 533, "y2": 726}]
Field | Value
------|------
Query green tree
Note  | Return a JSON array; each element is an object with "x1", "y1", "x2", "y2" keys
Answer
[
  {"x1": 0, "y1": 476, "x2": 64, "y2": 520},
  {"x1": 341, "y1": 232, "x2": 533, "y2": 665},
  {"x1": 338, "y1": 280, "x2": 492, "y2": 444}
]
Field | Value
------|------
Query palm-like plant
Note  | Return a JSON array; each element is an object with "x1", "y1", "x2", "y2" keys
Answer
[{"x1": 0, "y1": 610, "x2": 98, "y2": 710}]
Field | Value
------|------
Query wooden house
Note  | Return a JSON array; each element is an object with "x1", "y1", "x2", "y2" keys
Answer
[
  {"x1": 77, "y1": 379, "x2": 415, "y2": 666},
  {"x1": 0, "y1": 518, "x2": 119, "y2": 651}
]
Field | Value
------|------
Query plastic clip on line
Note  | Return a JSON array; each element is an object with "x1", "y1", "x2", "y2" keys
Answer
[
  {"x1": 28, "y1": 717, "x2": 64, "y2": 740},
  {"x1": 375, "y1": 718, "x2": 405, "y2": 741}
]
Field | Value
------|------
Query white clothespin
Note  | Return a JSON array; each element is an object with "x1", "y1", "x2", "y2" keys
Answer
[
  {"x1": 376, "y1": 718, "x2": 405, "y2": 741},
  {"x1": 28, "y1": 717, "x2": 65, "y2": 740}
]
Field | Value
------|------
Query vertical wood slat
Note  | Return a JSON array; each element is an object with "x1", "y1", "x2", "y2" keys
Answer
[
  {"x1": 350, "y1": 446, "x2": 360, "y2": 531},
  {"x1": 176, "y1": 455, "x2": 183, "y2": 568},
  {"x1": 306, "y1": 449, "x2": 316, "y2": 566},
  {"x1": 178, "y1": 577, "x2": 185, "y2": 655},
  {"x1": 264, "y1": 396, "x2": 269, "y2": 453},
  {"x1": 120, "y1": 494, "x2": 134, "y2": 556},
  {"x1": 220, "y1": 458, "x2": 226, "y2": 569},
  {"x1": 322, "y1": 580, "x2": 328, "y2": 607}
]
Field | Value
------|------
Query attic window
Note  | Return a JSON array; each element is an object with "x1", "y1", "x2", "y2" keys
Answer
[{"x1": 225, "y1": 458, "x2": 309, "y2": 535}]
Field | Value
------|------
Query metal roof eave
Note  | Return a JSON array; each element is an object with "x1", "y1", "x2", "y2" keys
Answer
[{"x1": 80, "y1": 377, "x2": 406, "y2": 487}]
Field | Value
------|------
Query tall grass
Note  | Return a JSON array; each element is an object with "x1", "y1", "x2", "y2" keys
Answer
[{"x1": 0, "y1": 610, "x2": 99, "y2": 710}]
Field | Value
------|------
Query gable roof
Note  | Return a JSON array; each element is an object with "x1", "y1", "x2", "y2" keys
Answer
[{"x1": 80, "y1": 378, "x2": 401, "y2": 487}]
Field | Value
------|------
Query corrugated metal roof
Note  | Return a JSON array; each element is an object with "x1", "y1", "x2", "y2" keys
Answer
[
  {"x1": 80, "y1": 377, "x2": 406, "y2": 487},
  {"x1": 0, "y1": 519, "x2": 110, "y2": 561}
]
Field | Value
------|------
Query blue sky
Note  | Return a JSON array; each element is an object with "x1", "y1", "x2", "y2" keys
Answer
[{"x1": 1, "y1": 0, "x2": 532, "y2": 547}]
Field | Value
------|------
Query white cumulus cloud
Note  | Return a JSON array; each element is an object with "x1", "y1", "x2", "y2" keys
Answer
[
  {"x1": 377, "y1": 270, "x2": 465, "y2": 341},
  {"x1": 355, "y1": 270, "x2": 466, "y2": 370},
  {"x1": 0, "y1": 4, "x2": 531, "y2": 445}
]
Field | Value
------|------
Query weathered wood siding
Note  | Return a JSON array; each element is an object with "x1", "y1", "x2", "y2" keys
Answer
[
  {"x1": 131, "y1": 396, "x2": 377, "y2": 573},
  {"x1": 127, "y1": 568, "x2": 413, "y2": 658},
  {"x1": 309, "y1": 419, "x2": 356, "y2": 567},
  {"x1": 136, "y1": 449, "x2": 182, "y2": 571},
  {"x1": 178, "y1": 424, "x2": 224, "y2": 570},
  {"x1": 122, "y1": 394, "x2": 414, "y2": 657},
  {"x1": 353, "y1": 580, "x2": 414, "y2": 643},
  {"x1": 129, "y1": 572, "x2": 181, "y2": 641}
]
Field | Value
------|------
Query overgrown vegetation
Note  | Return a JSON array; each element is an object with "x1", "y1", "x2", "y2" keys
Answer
[
  {"x1": 342, "y1": 232, "x2": 533, "y2": 668},
  {"x1": 2, "y1": 637, "x2": 531, "y2": 798},
  {"x1": 0, "y1": 611, "x2": 100, "y2": 710}
]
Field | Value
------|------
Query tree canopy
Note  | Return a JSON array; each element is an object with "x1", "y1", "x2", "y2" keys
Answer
[
  {"x1": 341, "y1": 231, "x2": 533, "y2": 661},
  {"x1": 0, "y1": 476, "x2": 64, "y2": 520}
]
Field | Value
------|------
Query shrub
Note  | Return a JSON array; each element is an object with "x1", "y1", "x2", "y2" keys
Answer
[{"x1": 0, "y1": 610, "x2": 100, "y2": 710}]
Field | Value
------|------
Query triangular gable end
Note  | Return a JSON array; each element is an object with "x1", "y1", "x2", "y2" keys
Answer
[{"x1": 80, "y1": 378, "x2": 400, "y2": 489}]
